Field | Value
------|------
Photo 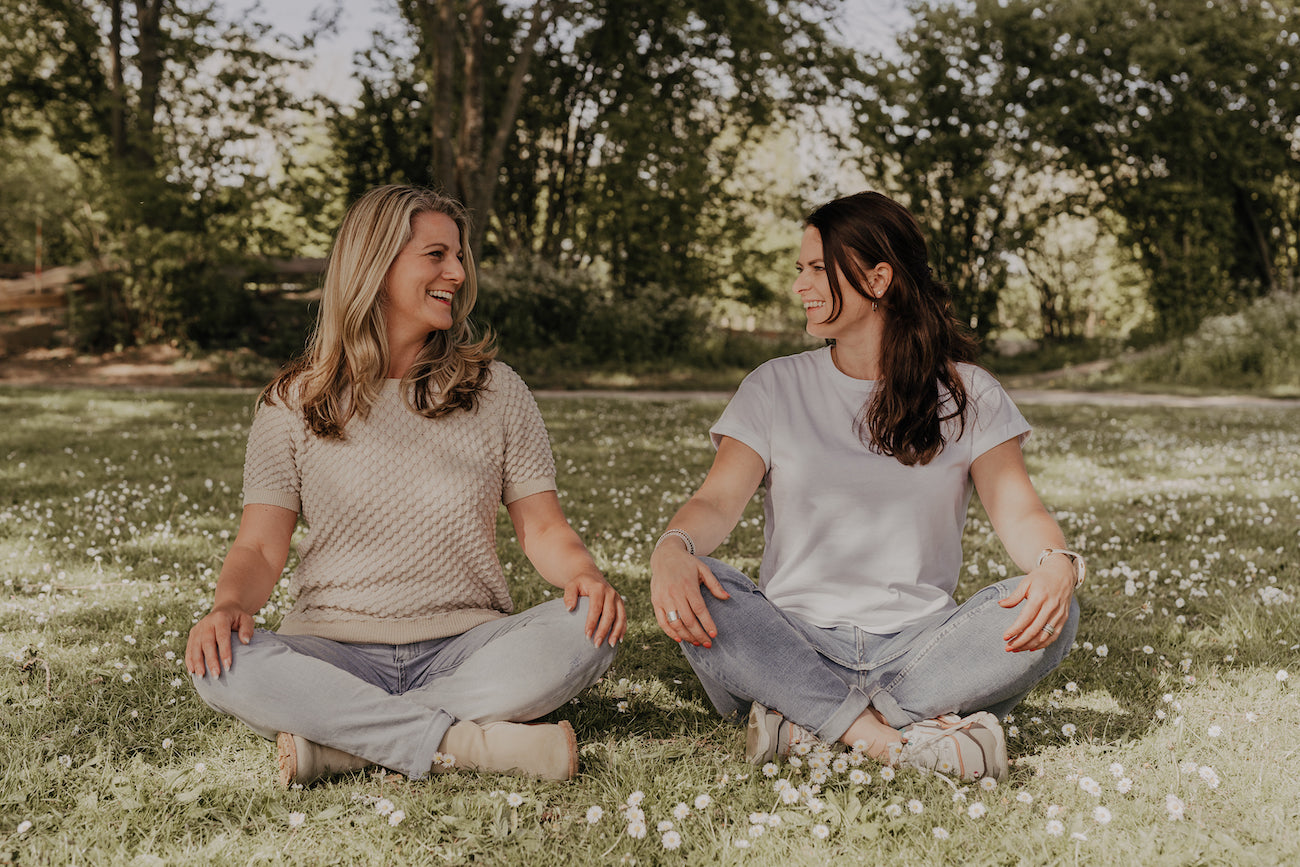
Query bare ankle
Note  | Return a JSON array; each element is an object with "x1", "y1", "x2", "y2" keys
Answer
[{"x1": 838, "y1": 708, "x2": 901, "y2": 760}]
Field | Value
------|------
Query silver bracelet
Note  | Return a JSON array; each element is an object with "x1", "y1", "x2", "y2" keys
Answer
[
  {"x1": 1037, "y1": 547, "x2": 1086, "y2": 589},
  {"x1": 655, "y1": 528, "x2": 696, "y2": 556}
]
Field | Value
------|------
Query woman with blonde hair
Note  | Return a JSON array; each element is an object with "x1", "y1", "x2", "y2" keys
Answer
[
  {"x1": 650, "y1": 191, "x2": 1081, "y2": 781},
  {"x1": 187, "y1": 184, "x2": 624, "y2": 785}
]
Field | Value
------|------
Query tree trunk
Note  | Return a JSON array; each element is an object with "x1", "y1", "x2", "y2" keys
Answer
[
  {"x1": 474, "y1": 1, "x2": 553, "y2": 252},
  {"x1": 1234, "y1": 184, "x2": 1277, "y2": 295},
  {"x1": 429, "y1": 0, "x2": 456, "y2": 196},
  {"x1": 109, "y1": 0, "x2": 127, "y2": 162},
  {"x1": 456, "y1": 0, "x2": 485, "y2": 244},
  {"x1": 132, "y1": 0, "x2": 167, "y2": 172}
]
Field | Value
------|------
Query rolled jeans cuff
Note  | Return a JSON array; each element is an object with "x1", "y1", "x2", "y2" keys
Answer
[
  {"x1": 863, "y1": 686, "x2": 913, "y2": 731},
  {"x1": 402, "y1": 710, "x2": 455, "y2": 780},
  {"x1": 819, "y1": 686, "x2": 874, "y2": 744}
]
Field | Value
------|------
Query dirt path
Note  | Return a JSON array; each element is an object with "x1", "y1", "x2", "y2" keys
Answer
[
  {"x1": 0, "y1": 346, "x2": 250, "y2": 388},
  {"x1": 2, "y1": 349, "x2": 1297, "y2": 409}
]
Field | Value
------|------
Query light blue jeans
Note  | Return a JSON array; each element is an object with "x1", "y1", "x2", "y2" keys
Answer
[
  {"x1": 682, "y1": 558, "x2": 1080, "y2": 740},
  {"x1": 192, "y1": 598, "x2": 615, "y2": 779}
]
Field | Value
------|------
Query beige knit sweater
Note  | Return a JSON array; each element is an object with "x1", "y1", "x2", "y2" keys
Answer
[{"x1": 242, "y1": 362, "x2": 557, "y2": 644}]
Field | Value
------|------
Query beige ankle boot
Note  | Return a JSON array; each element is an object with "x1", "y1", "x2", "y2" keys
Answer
[
  {"x1": 276, "y1": 732, "x2": 373, "y2": 787},
  {"x1": 435, "y1": 720, "x2": 577, "y2": 781}
]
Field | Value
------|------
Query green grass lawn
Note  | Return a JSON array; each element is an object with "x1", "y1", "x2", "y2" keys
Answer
[{"x1": 2, "y1": 387, "x2": 1298, "y2": 865}]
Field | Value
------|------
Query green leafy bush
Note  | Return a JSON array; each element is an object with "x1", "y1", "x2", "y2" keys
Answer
[
  {"x1": 475, "y1": 258, "x2": 705, "y2": 367},
  {"x1": 1116, "y1": 292, "x2": 1300, "y2": 395}
]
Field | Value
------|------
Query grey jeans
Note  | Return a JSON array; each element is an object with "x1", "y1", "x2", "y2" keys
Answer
[
  {"x1": 682, "y1": 558, "x2": 1079, "y2": 739},
  {"x1": 192, "y1": 597, "x2": 615, "y2": 779}
]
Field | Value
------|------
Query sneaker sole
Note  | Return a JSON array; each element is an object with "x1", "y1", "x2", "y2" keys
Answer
[
  {"x1": 275, "y1": 732, "x2": 297, "y2": 787},
  {"x1": 558, "y1": 720, "x2": 578, "y2": 780},
  {"x1": 965, "y1": 712, "x2": 1009, "y2": 781},
  {"x1": 745, "y1": 703, "x2": 778, "y2": 765}
]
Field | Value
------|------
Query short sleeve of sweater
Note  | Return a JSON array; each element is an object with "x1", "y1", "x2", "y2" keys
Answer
[
  {"x1": 964, "y1": 366, "x2": 1032, "y2": 459},
  {"x1": 709, "y1": 365, "x2": 773, "y2": 468},
  {"x1": 242, "y1": 399, "x2": 302, "y2": 512},
  {"x1": 495, "y1": 364, "x2": 557, "y2": 504}
]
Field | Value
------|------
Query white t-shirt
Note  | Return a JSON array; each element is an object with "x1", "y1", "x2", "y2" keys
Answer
[{"x1": 710, "y1": 347, "x2": 1030, "y2": 633}]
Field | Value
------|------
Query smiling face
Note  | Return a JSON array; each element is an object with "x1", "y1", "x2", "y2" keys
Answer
[
  {"x1": 380, "y1": 211, "x2": 465, "y2": 348},
  {"x1": 793, "y1": 225, "x2": 881, "y2": 341}
]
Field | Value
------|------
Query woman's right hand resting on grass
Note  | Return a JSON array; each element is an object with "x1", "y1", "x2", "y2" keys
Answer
[{"x1": 185, "y1": 503, "x2": 295, "y2": 678}]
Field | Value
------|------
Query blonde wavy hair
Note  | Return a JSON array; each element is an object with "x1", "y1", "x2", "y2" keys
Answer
[{"x1": 263, "y1": 184, "x2": 496, "y2": 438}]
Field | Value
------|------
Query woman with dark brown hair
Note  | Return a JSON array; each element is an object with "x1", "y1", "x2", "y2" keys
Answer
[{"x1": 649, "y1": 191, "x2": 1081, "y2": 781}]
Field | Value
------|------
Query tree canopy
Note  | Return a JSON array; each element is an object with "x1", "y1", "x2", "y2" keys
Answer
[{"x1": 3, "y1": 0, "x2": 1297, "y2": 355}]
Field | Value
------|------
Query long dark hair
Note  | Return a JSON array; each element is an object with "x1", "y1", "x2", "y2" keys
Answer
[{"x1": 806, "y1": 191, "x2": 979, "y2": 466}]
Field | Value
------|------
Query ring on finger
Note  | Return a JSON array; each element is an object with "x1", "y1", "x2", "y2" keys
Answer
[
  {"x1": 666, "y1": 610, "x2": 680, "y2": 623},
  {"x1": 1041, "y1": 623, "x2": 1055, "y2": 636}
]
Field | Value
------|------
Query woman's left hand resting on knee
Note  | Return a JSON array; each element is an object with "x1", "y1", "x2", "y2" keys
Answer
[
  {"x1": 650, "y1": 437, "x2": 767, "y2": 648},
  {"x1": 507, "y1": 491, "x2": 626, "y2": 647},
  {"x1": 970, "y1": 438, "x2": 1077, "y2": 654}
]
